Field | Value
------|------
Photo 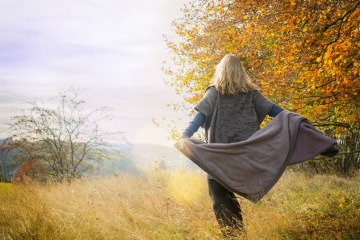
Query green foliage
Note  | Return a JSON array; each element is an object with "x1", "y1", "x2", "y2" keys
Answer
[
  {"x1": 0, "y1": 144, "x2": 17, "y2": 181},
  {"x1": 0, "y1": 163, "x2": 7, "y2": 182}
]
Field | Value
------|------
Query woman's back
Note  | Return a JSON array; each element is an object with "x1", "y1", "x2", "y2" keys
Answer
[{"x1": 196, "y1": 86, "x2": 273, "y2": 143}]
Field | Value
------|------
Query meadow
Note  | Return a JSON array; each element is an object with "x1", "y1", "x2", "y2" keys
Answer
[{"x1": 0, "y1": 170, "x2": 359, "y2": 240}]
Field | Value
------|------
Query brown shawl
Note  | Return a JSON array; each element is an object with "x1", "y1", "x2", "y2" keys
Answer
[{"x1": 175, "y1": 111, "x2": 338, "y2": 203}]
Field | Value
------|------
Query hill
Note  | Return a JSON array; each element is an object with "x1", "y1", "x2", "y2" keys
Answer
[
  {"x1": 0, "y1": 139, "x2": 200, "y2": 179},
  {"x1": 114, "y1": 143, "x2": 198, "y2": 171},
  {"x1": 0, "y1": 140, "x2": 17, "y2": 180},
  {"x1": 97, "y1": 143, "x2": 200, "y2": 175}
]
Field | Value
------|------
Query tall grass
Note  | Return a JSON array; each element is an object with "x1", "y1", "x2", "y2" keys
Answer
[{"x1": 0, "y1": 170, "x2": 359, "y2": 239}]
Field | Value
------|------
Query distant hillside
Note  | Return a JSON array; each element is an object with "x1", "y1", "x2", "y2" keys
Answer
[
  {"x1": 0, "y1": 139, "x2": 17, "y2": 180},
  {"x1": 0, "y1": 139, "x2": 201, "y2": 179},
  {"x1": 114, "y1": 143, "x2": 199, "y2": 171}
]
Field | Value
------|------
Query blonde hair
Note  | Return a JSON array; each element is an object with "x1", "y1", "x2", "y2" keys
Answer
[{"x1": 212, "y1": 54, "x2": 258, "y2": 95}]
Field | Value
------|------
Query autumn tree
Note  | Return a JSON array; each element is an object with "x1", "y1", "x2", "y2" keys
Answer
[
  {"x1": 14, "y1": 160, "x2": 48, "y2": 183},
  {"x1": 0, "y1": 88, "x2": 123, "y2": 181},
  {"x1": 164, "y1": 0, "x2": 359, "y2": 175}
]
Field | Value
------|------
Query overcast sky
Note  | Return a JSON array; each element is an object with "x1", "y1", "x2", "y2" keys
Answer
[{"x1": 0, "y1": 0, "x2": 190, "y2": 146}]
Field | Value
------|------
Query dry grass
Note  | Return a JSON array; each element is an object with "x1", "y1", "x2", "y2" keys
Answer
[{"x1": 0, "y1": 170, "x2": 359, "y2": 239}]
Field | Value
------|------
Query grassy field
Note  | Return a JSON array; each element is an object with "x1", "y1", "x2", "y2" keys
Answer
[{"x1": 0, "y1": 170, "x2": 359, "y2": 239}]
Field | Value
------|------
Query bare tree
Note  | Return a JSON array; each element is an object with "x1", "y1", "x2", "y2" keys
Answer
[{"x1": 1, "y1": 87, "x2": 123, "y2": 181}]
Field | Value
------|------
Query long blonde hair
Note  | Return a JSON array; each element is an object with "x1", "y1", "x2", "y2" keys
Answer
[{"x1": 212, "y1": 54, "x2": 258, "y2": 95}]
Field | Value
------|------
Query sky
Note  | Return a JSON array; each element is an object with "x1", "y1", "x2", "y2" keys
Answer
[{"x1": 0, "y1": 0, "x2": 190, "y2": 146}]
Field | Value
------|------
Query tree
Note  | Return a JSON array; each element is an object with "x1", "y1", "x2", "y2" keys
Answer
[
  {"x1": 164, "y1": 0, "x2": 359, "y2": 175},
  {"x1": 14, "y1": 160, "x2": 47, "y2": 183},
  {"x1": 0, "y1": 87, "x2": 123, "y2": 181},
  {"x1": 0, "y1": 162, "x2": 9, "y2": 182}
]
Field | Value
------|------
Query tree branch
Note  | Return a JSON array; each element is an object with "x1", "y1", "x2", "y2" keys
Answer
[{"x1": 321, "y1": 0, "x2": 360, "y2": 34}]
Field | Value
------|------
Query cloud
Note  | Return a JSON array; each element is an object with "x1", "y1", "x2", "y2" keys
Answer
[{"x1": 0, "y1": 0, "x2": 186, "y2": 145}]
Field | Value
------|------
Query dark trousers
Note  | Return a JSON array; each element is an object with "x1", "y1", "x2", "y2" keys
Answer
[{"x1": 208, "y1": 178, "x2": 243, "y2": 230}]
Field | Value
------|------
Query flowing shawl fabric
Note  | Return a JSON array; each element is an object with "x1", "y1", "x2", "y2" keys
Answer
[{"x1": 175, "y1": 111, "x2": 338, "y2": 203}]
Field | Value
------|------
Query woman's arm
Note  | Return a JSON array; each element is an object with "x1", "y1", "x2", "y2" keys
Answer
[
  {"x1": 268, "y1": 104, "x2": 284, "y2": 117},
  {"x1": 181, "y1": 111, "x2": 206, "y2": 138}
]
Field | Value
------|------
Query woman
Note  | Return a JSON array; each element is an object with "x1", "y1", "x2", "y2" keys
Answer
[{"x1": 181, "y1": 54, "x2": 283, "y2": 233}]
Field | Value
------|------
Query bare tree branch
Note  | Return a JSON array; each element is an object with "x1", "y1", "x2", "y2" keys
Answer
[{"x1": 0, "y1": 88, "x2": 125, "y2": 182}]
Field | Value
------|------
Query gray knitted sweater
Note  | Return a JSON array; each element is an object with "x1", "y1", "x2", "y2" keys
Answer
[{"x1": 195, "y1": 86, "x2": 274, "y2": 143}]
